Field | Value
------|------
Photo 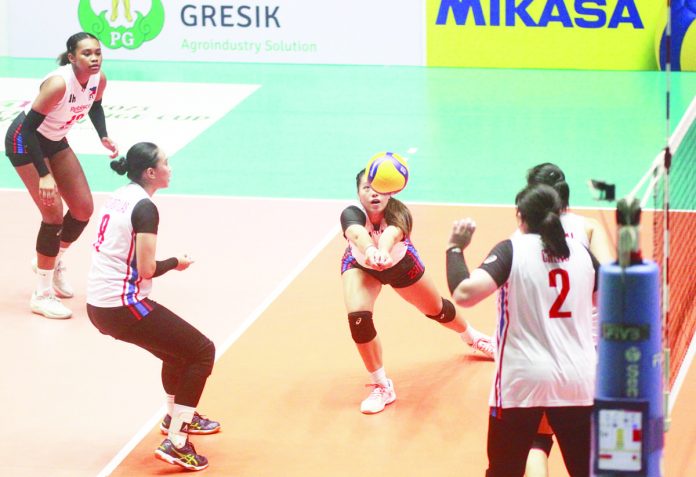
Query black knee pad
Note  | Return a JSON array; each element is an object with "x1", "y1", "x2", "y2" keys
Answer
[
  {"x1": 348, "y1": 311, "x2": 376, "y2": 344},
  {"x1": 196, "y1": 339, "x2": 216, "y2": 377},
  {"x1": 426, "y1": 298, "x2": 456, "y2": 323},
  {"x1": 530, "y1": 433, "x2": 554, "y2": 456},
  {"x1": 36, "y1": 222, "x2": 62, "y2": 257},
  {"x1": 60, "y1": 211, "x2": 89, "y2": 244}
]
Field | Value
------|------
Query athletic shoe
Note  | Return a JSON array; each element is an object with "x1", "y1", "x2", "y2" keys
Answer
[
  {"x1": 470, "y1": 336, "x2": 495, "y2": 359},
  {"x1": 160, "y1": 412, "x2": 221, "y2": 435},
  {"x1": 154, "y1": 438, "x2": 209, "y2": 471},
  {"x1": 31, "y1": 258, "x2": 74, "y2": 298},
  {"x1": 30, "y1": 290, "x2": 72, "y2": 319},
  {"x1": 51, "y1": 261, "x2": 74, "y2": 298},
  {"x1": 360, "y1": 379, "x2": 396, "y2": 414},
  {"x1": 463, "y1": 327, "x2": 495, "y2": 359}
]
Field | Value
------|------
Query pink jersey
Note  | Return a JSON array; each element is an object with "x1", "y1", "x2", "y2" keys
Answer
[
  {"x1": 25, "y1": 64, "x2": 100, "y2": 141},
  {"x1": 347, "y1": 206, "x2": 408, "y2": 270}
]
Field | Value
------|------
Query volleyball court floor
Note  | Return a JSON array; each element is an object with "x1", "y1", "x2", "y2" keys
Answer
[
  {"x1": 2, "y1": 191, "x2": 695, "y2": 476},
  {"x1": 1, "y1": 60, "x2": 696, "y2": 475}
]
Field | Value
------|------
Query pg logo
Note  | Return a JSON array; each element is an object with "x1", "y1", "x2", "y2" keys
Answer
[{"x1": 77, "y1": 0, "x2": 165, "y2": 50}]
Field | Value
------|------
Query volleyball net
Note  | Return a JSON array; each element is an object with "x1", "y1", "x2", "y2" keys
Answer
[{"x1": 629, "y1": 96, "x2": 696, "y2": 396}]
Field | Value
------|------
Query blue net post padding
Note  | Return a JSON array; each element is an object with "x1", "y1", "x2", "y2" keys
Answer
[{"x1": 592, "y1": 261, "x2": 663, "y2": 476}]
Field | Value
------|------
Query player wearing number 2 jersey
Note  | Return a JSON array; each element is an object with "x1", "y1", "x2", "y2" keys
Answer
[
  {"x1": 4, "y1": 32, "x2": 118, "y2": 319},
  {"x1": 445, "y1": 184, "x2": 599, "y2": 477},
  {"x1": 87, "y1": 142, "x2": 218, "y2": 472},
  {"x1": 524, "y1": 162, "x2": 614, "y2": 477}
]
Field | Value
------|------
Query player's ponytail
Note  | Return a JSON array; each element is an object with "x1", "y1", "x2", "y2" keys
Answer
[
  {"x1": 385, "y1": 197, "x2": 413, "y2": 238},
  {"x1": 57, "y1": 32, "x2": 99, "y2": 65},
  {"x1": 539, "y1": 210, "x2": 570, "y2": 259},
  {"x1": 110, "y1": 157, "x2": 128, "y2": 175},
  {"x1": 526, "y1": 162, "x2": 570, "y2": 210},
  {"x1": 516, "y1": 184, "x2": 570, "y2": 260},
  {"x1": 110, "y1": 142, "x2": 160, "y2": 184}
]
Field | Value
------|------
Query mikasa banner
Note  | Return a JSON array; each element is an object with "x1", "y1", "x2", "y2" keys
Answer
[
  {"x1": 7, "y1": 0, "x2": 424, "y2": 66},
  {"x1": 426, "y1": 0, "x2": 662, "y2": 69}
]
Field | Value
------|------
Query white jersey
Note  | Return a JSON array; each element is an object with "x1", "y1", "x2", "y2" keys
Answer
[
  {"x1": 87, "y1": 183, "x2": 153, "y2": 308},
  {"x1": 491, "y1": 234, "x2": 596, "y2": 409},
  {"x1": 560, "y1": 212, "x2": 589, "y2": 247},
  {"x1": 25, "y1": 64, "x2": 100, "y2": 141},
  {"x1": 512, "y1": 212, "x2": 588, "y2": 247},
  {"x1": 347, "y1": 205, "x2": 408, "y2": 269}
]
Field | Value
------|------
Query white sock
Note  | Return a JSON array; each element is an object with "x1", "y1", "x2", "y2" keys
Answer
[
  {"x1": 460, "y1": 326, "x2": 477, "y2": 345},
  {"x1": 55, "y1": 247, "x2": 67, "y2": 268},
  {"x1": 369, "y1": 367, "x2": 389, "y2": 387},
  {"x1": 166, "y1": 394, "x2": 175, "y2": 417},
  {"x1": 168, "y1": 404, "x2": 195, "y2": 449},
  {"x1": 36, "y1": 268, "x2": 53, "y2": 295}
]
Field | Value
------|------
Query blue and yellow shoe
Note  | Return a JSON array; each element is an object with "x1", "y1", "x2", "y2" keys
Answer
[
  {"x1": 154, "y1": 438, "x2": 209, "y2": 471},
  {"x1": 160, "y1": 412, "x2": 221, "y2": 435}
]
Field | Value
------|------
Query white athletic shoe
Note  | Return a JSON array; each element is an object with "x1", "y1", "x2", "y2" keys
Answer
[
  {"x1": 30, "y1": 290, "x2": 72, "y2": 319},
  {"x1": 360, "y1": 379, "x2": 396, "y2": 414},
  {"x1": 31, "y1": 258, "x2": 74, "y2": 298},
  {"x1": 470, "y1": 336, "x2": 495, "y2": 359},
  {"x1": 52, "y1": 261, "x2": 74, "y2": 298},
  {"x1": 463, "y1": 327, "x2": 495, "y2": 359}
]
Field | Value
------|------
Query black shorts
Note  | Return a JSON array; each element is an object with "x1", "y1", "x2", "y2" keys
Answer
[
  {"x1": 4, "y1": 112, "x2": 70, "y2": 166},
  {"x1": 341, "y1": 243, "x2": 425, "y2": 288}
]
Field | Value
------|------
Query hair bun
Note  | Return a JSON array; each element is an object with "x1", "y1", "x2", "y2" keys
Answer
[{"x1": 110, "y1": 157, "x2": 128, "y2": 175}]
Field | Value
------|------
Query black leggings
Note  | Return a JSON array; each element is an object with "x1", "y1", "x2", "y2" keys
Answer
[
  {"x1": 87, "y1": 299, "x2": 215, "y2": 407},
  {"x1": 486, "y1": 406, "x2": 592, "y2": 477}
]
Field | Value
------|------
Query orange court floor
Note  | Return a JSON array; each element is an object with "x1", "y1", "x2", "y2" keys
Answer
[{"x1": 1, "y1": 191, "x2": 694, "y2": 476}]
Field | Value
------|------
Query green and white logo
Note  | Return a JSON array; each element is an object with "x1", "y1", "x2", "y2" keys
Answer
[{"x1": 78, "y1": 0, "x2": 164, "y2": 50}]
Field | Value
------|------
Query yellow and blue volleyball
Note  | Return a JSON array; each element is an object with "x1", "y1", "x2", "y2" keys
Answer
[
  {"x1": 365, "y1": 152, "x2": 409, "y2": 194},
  {"x1": 656, "y1": 0, "x2": 696, "y2": 71}
]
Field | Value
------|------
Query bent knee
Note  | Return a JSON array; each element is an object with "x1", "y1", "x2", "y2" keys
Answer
[
  {"x1": 196, "y1": 339, "x2": 216, "y2": 375},
  {"x1": 425, "y1": 298, "x2": 456, "y2": 324}
]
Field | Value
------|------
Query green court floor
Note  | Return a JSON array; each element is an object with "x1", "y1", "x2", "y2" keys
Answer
[{"x1": 1, "y1": 57, "x2": 695, "y2": 207}]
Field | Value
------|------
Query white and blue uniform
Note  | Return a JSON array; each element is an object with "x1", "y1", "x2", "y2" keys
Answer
[
  {"x1": 87, "y1": 182, "x2": 155, "y2": 313},
  {"x1": 480, "y1": 235, "x2": 597, "y2": 409}
]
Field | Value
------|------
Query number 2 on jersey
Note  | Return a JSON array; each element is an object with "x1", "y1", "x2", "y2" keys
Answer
[
  {"x1": 548, "y1": 269, "x2": 572, "y2": 318},
  {"x1": 93, "y1": 214, "x2": 110, "y2": 252}
]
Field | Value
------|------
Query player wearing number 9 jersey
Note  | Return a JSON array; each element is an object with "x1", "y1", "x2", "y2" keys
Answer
[
  {"x1": 86, "y1": 143, "x2": 218, "y2": 472},
  {"x1": 4, "y1": 32, "x2": 118, "y2": 320},
  {"x1": 445, "y1": 184, "x2": 599, "y2": 477}
]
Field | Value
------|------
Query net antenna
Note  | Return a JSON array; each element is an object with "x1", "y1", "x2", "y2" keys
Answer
[
  {"x1": 624, "y1": 0, "x2": 677, "y2": 434},
  {"x1": 662, "y1": 0, "x2": 672, "y2": 433}
]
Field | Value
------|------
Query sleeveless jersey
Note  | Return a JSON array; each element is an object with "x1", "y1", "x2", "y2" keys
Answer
[
  {"x1": 512, "y1": 212, "x2": 588, "y2": 246},
  {"x1": 560, "y1": 212, "x2": 589, "y2": 247},
  {"x1": 25, "y1": 64, "x2": 101, "y2": 141},
  {"x1": 347, "y1": 206, "x2": 408, "y2": 270},
  {"x1": 87, "y1": 183, "x2": 153, "y2": 308},
  {"x1": 491, "y1": 234, "x2": 596, "y2": 409}
]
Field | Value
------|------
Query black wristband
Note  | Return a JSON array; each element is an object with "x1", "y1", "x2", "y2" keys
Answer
[
  {"x1": 88, "y1": 100, "x2": 108, "y2": 138},
  {"x1": 153, "y1": 257, "x2": 178, "y2": 277},
  {"x1": 446, "y1": 246, "x2": 470, "y2": 295}
]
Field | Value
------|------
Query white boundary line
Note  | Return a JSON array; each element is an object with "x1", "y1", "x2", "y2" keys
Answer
[
  {"x1": 95, "y1": 222, "x2": 341, "y2": 477},
  {"x1": 669, "y1": 328, "x2": 696, "y2": 414}
]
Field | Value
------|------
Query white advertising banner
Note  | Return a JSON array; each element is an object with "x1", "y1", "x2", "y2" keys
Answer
[
  {"x1": 8, "y1": 0, "x2": 424, "y2": 66},
  {"x1": 0, "y1": 78, "x2": 260, "y2": 156}
]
